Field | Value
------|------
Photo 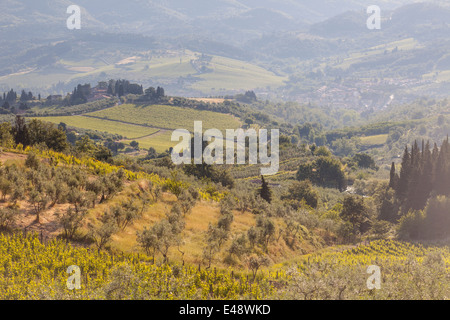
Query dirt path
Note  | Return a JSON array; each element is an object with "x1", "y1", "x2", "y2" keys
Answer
[
  {"x1": 142, "y1": 129, "x2": 169, "y2": 138},
  {"x1": 81, "y1": 115, "x2": 173, "y2": 131},
  {"x1": 125, "y1": 128, "x2": 170, "y2": 140},
  {"x1": 0, "y1": 152, "x2": 27, "y2": 163},
  {"x1": 16, "y1": 204, "x2": 69, "y2": 238}
]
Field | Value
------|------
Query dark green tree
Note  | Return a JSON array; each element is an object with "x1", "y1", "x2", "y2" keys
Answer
[
  {"x1": 340, "y1": 195, "x2": 371, "y2": 235},
  {"x1": 389, "y1": 162, "x2": 399, "y2": 190},
  {"x1": 259, "y1": 175, "x2": 272, "y2": 204},
  {"x1": 281, "y1": 180, "x2": 319, "y2": 209}
]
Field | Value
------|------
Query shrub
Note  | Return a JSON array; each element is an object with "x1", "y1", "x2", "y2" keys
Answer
[
  {"x1": 25, "y1": 152, "x2": 40, "y2": 169},
  {"x1": 397, "y1": 210, "x2": 425, "y2": 240},
  {"x1": 282, "y1": 180, "x2": 319, "y2": 209}
]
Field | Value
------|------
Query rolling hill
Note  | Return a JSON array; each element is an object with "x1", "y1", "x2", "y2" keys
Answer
[
  {"x1": 38, "y1": 103, "x2": 242, "y2": 152},
  {"x1": 0, "y1": 49, "x2": 286, "y2": 97}
]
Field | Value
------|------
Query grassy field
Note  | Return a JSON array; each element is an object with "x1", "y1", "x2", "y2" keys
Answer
[
  {"x1": 121, "y1": 130, "x2": 174, "y2": 153},
  {"x1": 86, "y1": 104, "x2": 242, "y2": 131},
  {"x1": 189, "y1": 55, "x2": 286, "y2": 93},
  {"x1": 423, "y1": 69, "x2": 450, "y2": 82},
  {"x1": 36, "y1": 116, "x2": 159, "y2": 139},
  {"x1": 104, "y1": 192, "x2": 258, "y2": 266},
  {"x1": 86, "y1": 103, "x2": 241, "y2": 152},
  {"x1": 37, "y1": 103, "x2": 242, "y2": 153},
  {"x1": 333, "y1": 38, "x2": 422, "y2": 70},
  {"x1": 360, "y1": 134, "x2": 388, "y2": 146}
]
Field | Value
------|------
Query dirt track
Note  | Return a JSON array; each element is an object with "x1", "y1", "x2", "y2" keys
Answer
[{"x1": 0, "y1": 152, "x2": 27, "y2": 163}]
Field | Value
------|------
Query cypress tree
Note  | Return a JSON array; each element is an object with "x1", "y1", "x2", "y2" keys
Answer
[
  {"x1": 396, "y1": 146, "x2": 411, "y2": 202},
  {"x1": 12, "y1": 115, "x2": 29, "y2": 146},
  {"x1": 389, "y1": 162, "x2": 399, "y2": 190},
  {"x1": 118, "y1": 85, "x2": 124, "y2": 97},
  {"x1": 410, "y1": 140, "x2": 420, "y2": 167},
  {"x1": 259, "y1": 176, "x2": 272, "y2": 204},
  {"x1": 434, "y1": 139, "x2": 450, "y2": 196},
  {"x1": 415, "y1": 140, "x2": 434, "y2": 209},
  {"x1": 379, "y1": 188, "x2": 399, "y2": 223},
  {"x1": 405, "y1": 165, "x2": 423, "y2": 212},
  {"x1": 404, "y1": 141, "x2": 424, "y2": 211},
  {"x1": 20, "y1": 90, "x2": 28, "y2": 102}
]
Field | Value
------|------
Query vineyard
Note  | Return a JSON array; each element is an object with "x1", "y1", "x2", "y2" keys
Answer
[
  {"x1": 277, "y1": 239, "x2": 450, "y2": 300},
  {"x1": 37, "y1": 116, "x2": 159, "y2": 140},
  {"x1": 121, "y1": 130, "x2": 174, "y2": 153},
  {"x1": 41, "y1": 103, "x2": 243, "y2": 153},
  {"x1": 0, "y1": 129, "x2": 449, "y2": 300},
  {"x1": 296, "y1": 239, "x2": 450, "y2": 269},
  {"x1": 86, "y1": 104, "x2": 241, "y2": 132},
  {"x1": 2, "y1": 233, "x2": 450, "y2": 300},
  {"x1": 0, "y1": 233, "x2": 277, "y2": 300}
]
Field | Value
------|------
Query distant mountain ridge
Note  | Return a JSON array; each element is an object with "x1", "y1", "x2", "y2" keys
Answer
[
  {"x1": 1, "y1": 0, "x2": 449, "y2": 100},
  {"x1": 309, "y1": 2, "x2": 450, "y2": 38},
  {"x1": 0, "y1": 0, "x2": 427, "y2": 41}
]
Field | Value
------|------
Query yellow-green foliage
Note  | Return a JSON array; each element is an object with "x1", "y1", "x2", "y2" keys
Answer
[
  {"x1": 15, "y1": 146, "x2": 223, "y2": 201},
  {"x1": 360, "y1": 134, "x2": 388, "y2": 146},
  {"x1": 299, "y1": 240, "x2": 437, "y2": 268},
  {"x1": 275, "y1": 240, "x2": 450, "y2": 300},
  {"x1": 0, "y1": 233, "x2": 276, "y2": 300},
  {"x1": 24, "y1": 146, "x2": 162, "y2": 183}
]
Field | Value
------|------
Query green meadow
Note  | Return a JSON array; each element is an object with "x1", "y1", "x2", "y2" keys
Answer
[
  {"x1": 37, "y1": 103, "x2": 242, "y2": 153},
  {"x1": 86, "y1": 104, "x2": 241, "y2": 131},
  {"x1": 36, "y1": 116, "x2": 159, "y2": 139}
]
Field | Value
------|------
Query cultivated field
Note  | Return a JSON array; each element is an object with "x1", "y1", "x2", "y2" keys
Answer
[
  {"x1": 36, "y1": 116, "x2": 159, "y2": 139},
  {"x1": 86, "y1": 104, "x2": 241, "y2": 131},
  {"x1": 189, "y1": 55, "x2": 286, "y2": 93},
  {"x1": 360, "y1": 134, "x2": 389, "y2": 146},
  {"x1": 38, "y1": 103, "x2": 242, "y2": 153},
  {"x1": 121, "y1": 130, "x2": 174, "y2": 153}
]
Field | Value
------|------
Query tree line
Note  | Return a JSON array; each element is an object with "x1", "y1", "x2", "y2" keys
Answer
[
  {"x1": 385, "y1": 138, "x2": 450, "y2": 220},
  {"x1": 384, "y1": 138, "x2": 450, "y2": 239}
]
